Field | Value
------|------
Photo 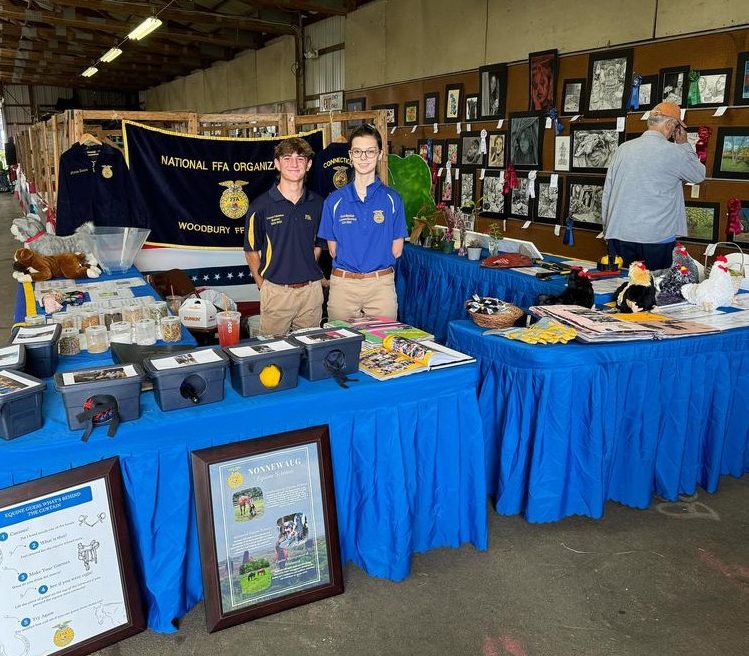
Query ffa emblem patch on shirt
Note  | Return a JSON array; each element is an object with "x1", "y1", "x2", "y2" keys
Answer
[
  {"x1": 219, "y1": 180, "x2": 250, "y2": 219},
  {"x1": 101, "y1": 165, "x2": 113, "y2": 179},
  {"x1": 304, "y1": 214, "x2": 312, "y2": 221},
  {"x1": 373, "y1": 209, "x2": 385, "y2": 224},
  {"x1": 333, "y1": 166, "x2": 348, "y2": 189}
]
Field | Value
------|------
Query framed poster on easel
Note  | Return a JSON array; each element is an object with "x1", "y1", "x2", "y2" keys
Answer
[
  {"x1": 191, "y1": 425, "x2": 343, "y2": 633},
  {"x1": 0, "y1": 458, "x2": 144, "y2": 656}
]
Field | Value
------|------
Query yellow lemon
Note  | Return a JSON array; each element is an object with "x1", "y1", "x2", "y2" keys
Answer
[
  {"x1": 53, "y1": 623, "x2": 74, "y2": 647},
  {"x1": 259, "y1": 364, "x2": 282, "y2": 389}
]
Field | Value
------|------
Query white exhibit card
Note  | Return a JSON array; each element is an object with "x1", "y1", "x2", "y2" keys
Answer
[
  {"x1": 230, "y1": 342, "x2": 296, "y2": 357},
  {"x1": 295, "y1": 329, "x2": 359, "y2": 345},
  {"x1": 150, "y1": 348, "x2": 222, "y2": 371},
  {"x1": 0, "y1": 478, "x2": 128, "y2": 655},
  {"x1": 61, "y1": 365, "x2": 138, "y2": 387},
  {"x1": 12, "y1": 326, "x2": 58, "y2": 345},
  {"x1": 0, "y1": 345, "x2": 22, "y2": 367},
  {"x1": 0, "y1": 369, "x2": 41, "y2": 396}
]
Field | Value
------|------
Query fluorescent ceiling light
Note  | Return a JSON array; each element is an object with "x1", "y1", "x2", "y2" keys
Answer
[
  {"x1": 100, "y1": 47, "x2": 123, "y2": 63},
  {"x1": 81, "y1": 66, "x2": 98, "y2": 77},
  {"x1": 127, "y1": 17, "x2": 162, "y2": 41}
]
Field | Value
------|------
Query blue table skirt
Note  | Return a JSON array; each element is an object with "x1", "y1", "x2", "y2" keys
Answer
[
  {"x1": 0, "y1": 362, "x2": 488, "y2": 632},
  {"x1": 396, "y1": 244, "x2": 612, "y2": 343},
  {"x1": 447, "y1": 320, "x2": 749, "y2": 524}
]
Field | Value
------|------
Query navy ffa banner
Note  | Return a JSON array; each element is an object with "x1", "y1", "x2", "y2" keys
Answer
[{"x1": 122, "y1": 121, "x2": 324, "y2": 248}]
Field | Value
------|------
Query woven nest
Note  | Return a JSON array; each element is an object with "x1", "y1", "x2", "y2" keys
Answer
[{"x1": 466, "y1": 303, "x2": 524, "y2": 329}]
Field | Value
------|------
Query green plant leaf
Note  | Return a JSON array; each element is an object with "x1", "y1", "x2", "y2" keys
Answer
[{"x1": 388, "y1": 154, "x2": 435, "y2": 232}]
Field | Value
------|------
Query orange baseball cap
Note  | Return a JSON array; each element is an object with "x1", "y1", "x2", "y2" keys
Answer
[{"x1": 650, "y1": 101, "x2": 686, "y2": 127}]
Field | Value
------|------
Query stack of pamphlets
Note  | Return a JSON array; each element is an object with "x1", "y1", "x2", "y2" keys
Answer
[
  {"x1": 326, "y1": 316, "x2": 434, "y2": 345},
  {"x1": 529, "y1": 305, "x2": 662, "y2": 343}
]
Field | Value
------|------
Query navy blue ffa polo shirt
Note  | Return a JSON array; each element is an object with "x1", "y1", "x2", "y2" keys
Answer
[
  {"x1": 318, "y1": 179, "x2": 408, "y2": 273},
  {"x1": 244, "y1": 185, "x2": 324, "y2": 285}
]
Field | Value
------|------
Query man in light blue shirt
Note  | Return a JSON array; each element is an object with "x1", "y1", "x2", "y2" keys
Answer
[{"x1": 602, "y1": 101, "x2": 705, "y2": 270}]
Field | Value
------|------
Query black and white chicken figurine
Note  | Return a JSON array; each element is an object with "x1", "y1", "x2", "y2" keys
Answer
[
  {"x1": 680, "y1": 255, "x2": 735, "y2": 312},
  {"x1": 615, "y1": 261, "x2": 656, "y2": 313},
  {"x1": 656, "y1": 243, "x2": 699, "y2": 305}
]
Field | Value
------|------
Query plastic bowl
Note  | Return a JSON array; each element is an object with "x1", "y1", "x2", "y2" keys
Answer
[{"x1": 91, "y1": 227, "x2": 151, "y2": 273}]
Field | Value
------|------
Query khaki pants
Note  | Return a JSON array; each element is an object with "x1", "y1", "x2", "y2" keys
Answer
[
  {"x1": 259, "y1": 280, "x2": 323, "y2": 336},
  {"x1": 327, "y1": 274, "x2": 397, "y2": 321}
]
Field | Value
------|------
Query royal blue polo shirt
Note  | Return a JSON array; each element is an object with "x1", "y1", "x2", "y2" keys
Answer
[
  {"x1": 244, "y1": 185, "x2": 324, "y2": 285},
  {"x1": 318, "y1": 179, "x2": 408, "y2": 273}
]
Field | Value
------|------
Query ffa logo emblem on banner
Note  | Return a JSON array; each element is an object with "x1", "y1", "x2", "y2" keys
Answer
[
  {"x1": 219, "y1": 180, "x2": 250, "y2": 219},
  {"x1": 333, "y1": 166, "x2": 348, "y2": 189},
  {"x1": 101, "y1": 165, "x2": 113, "y2": 179},
  {"x1": 373, "y1": 209, "x2": 385, "y2": 224}
]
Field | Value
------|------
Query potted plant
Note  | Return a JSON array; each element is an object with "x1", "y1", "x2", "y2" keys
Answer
[
  {"x1": 431, "y1": 230, "x2": 446, "y2": 251},
  {"x1": 486, "y1": 221, "x2": 504, "y2": 256},
  {"x1": 411, "y1": 203, "x2": 438, "y2": 247},
  {"x1": 439, "y1": 204, "x2": 456, "y2": 254},
  {"x1": 466, "y1": 239, "x2": 483, "y2": 261}
]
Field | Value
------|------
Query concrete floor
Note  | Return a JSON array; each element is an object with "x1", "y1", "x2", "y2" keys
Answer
[{"x1": 1, "y1": 192, "x2": 748, "y2": 656}]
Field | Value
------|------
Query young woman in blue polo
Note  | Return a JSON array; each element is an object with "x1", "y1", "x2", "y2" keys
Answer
[{"x1": 318, "y1": 124, "x2": 408, "y2": 321}]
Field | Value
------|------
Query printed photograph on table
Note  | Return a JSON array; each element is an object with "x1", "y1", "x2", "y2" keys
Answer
[
  {"x1": 658, "y1": 66, "x2": 690, "y2": 106},
  {"x1": 444, "y1": 84, "x2": 463, "y2": 123},
  {"x1": 564, "y1": 175, "x2": 605, "y2": 228},
  {"x1": 585, "y1": 49, "x2": 633, "y2": 116},
  {"x1": 554, "y1": 135, "x2": 571, "y2": 171},
  {"x1": 465, "y1": 95, "x2": 479, "y2": 121},
  {"x1": 372, "y1": 104, "x2": 398, "y2": 126},
  {"x1": 509, "y1": 174, "x2": 532, "y2": 220},
  {"x1": 729, "y1": 200, "x2": 749, "y2": 244},
  {"x1": 688, "y1": 69, "x2": 732, "y2": 107},
  {"x1": 423, "y1": 92, "x2": 439, "y2": 122},
  {"x1": 404, "y1": 100, "x2": 419, "y2": 125},
  {"x1": 508, "y1": 112, "x2": 544, "y2": 169},
  {"x1": 345, "y1": 97, "x2": 366, "y2": 128},
  {"x1": 487, "y1": 133, "x2": 505, "y2": 168},
  {"x1": 529, "y1": 49, "x2": 557, "y2": 112},
  {"x1": 459, "y1": 172, "x2": 475, "y2": 209},
  {"x1": 480, "y1": 171, "x2": 505, "y2": 217},
  {"x1": 479, "y1": 63, "x2": 507, "y2": 119},
  {"x1": 681, "y1": 201, "x2": 720, "y2": 243},
  {"x1": 734, "y1": 52, "x2": 749, "y2": 106},
  {"x1": 712, "y1": 128, "x2": 749, "y2": 180},
  {"x1": 535, "y1": 175, "x2": 561, "y2": 224},
  {"x1": 445, "y1": 140, "x2": 459, "y2": 166},
  {"x1": 458, "y1": 133, "x2": 485, "y2": 169},
  {"x1": 570, "y1": 123, "x2": 624, "y2": 172},
  {"x1": 191, "y1": 426, "x2": 343, "y2": 633},
  {"x1": 0, "y1": 458, "x2": 145, "y2": 656},
  {"x1": 561, "y1": 78, "x2": 585, "y2": 115},
  {"x1": 635, "y1": 74, "x2": 658, "y2": 111}
]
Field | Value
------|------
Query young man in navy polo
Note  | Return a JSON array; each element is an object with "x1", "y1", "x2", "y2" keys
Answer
[
  {"x1": 244, "y1": 137, "x2": 324, "y2": 335},
  {"x1": 318, "y1": 124, "x2": 408, "y2": 320}
]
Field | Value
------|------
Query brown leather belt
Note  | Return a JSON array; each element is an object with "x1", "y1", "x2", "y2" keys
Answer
[
  {"x1": 279, "y1": 280, "x2": 316, "y2": 289},
  {"x1": 332, "y1": 267, "x2": 394, "y2": 280}
]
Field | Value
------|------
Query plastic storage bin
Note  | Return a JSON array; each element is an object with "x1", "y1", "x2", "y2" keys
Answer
[
  {"x1": 0, "y1": 368, "x2": 46, "y2": 440},
  {"x1": 0, "y1": 344, "x2": 26, "y2": 371},
  {"x1": 54, "y1": 363, "x2": 146, "y2": 432},
  {"x1": 290, "y1": 328, "x2": 364, "y2": 381},
  {"x1": 224, "y1": 339, "x2": 303, "y2": 397},
  {"x1": 10, "y1": 324, "x2": 62, "y2": 378},
  {"x1": 143, "y1": 347, "x2": 229, "y2": 411}
]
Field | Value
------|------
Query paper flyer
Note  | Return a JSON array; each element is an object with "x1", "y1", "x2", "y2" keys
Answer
[{"x1": 150, "y1": 349, "x2": 221, "y2": 371}]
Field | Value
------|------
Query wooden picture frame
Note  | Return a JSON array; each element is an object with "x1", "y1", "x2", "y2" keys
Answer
[
  {"x1": 734, "y1": 52, "x2": 749, "y2": 106},
  {"x1": 479, "y1": 170, "x2": 505, "y2": 217},
  {"x1": 487, "y1": 133, "x2": 506, "y2": 169},
  {"x1": 404, "y1": 100, "x2": 419, "y2": 126},
  {"x1": 508, "y1": 111, "x2": 544, "y2": 169},
  {"x1": 688, "y1": 68, "x2": 732, "y2": 108},
  {"x1": 585, "y1": 48, "x2": 633, "y2": 117},
  {"x1": 564, "y1": 175, "x2": 606, "y2": 229},
  {"x1": 372, "y1": 104, "x2": 398, "y2": 126},
  {"x1": 0, "y1": 458, "x2": 145, "y2": 656},
  {"x1": 554, "y1": 135, "x2": 571, "y2": 171},
  {"x1": 535, "y1": 174, "x2": 562, "y2": 224},
  {"x1": 529, "y1": 49, "x2": 558, "y2": 112},
  {"x1": 658, "y1": 66, "x2": 690, "y2": 107},
  {"x1": 191, "y1": 426, "x2": 343, "y2": 633},
  {"x1": 569, "y1": 122, "x2": 625, "y2": 173},
  {"x1": 479, "y1": 63, "x2": 507, "y2": 120},
  {"x1": 464, "y1": 94, "x2": 479, "y2": 122},
  {"x1": 423, "y1": 91, "x2": 440, "y2": 122},
  {"x1": 345, "y1": 97, "x2": 366, "y2": 129},
  {"x1": 508, "y1": 172, "x2": 533, "y2": 220},
  {"x1": 444, "y1": 84, "x2": 464, "y2": 123},
  {"x1": 712, "y1": 127, "x2": 749, "y2": 180},
  {"x1": 682, "y1": 201, "x2": 720, "y2": 243},
  {"x1": 459, "y1": 170, "x2": 475, "y2": 209},
  {"x1": 457, "y1": 132, "x2": 486, "y2": 170},
  {"x1": 635, "y1": 74, "x2": 659, "y2": 111},
  {"x1": 561, "y1": 78, "x2": 585, "y2": 116},
  {"x1": 729, "y1": 200, "x2": 749, "y2": 244}
]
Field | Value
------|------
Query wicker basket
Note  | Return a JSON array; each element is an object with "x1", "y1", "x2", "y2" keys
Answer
[
  {"x1": 467, "y1": 303, "x2": 524, "y2": 329},
  {"x1": 704, "y1": 241, "x2": 745, "y2": 293}
]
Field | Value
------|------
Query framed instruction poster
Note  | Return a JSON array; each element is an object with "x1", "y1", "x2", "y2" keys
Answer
[
  {"x1": 0, "y1": 458, "x2": 144, "y2": 656},
  {"x1": 191, "y1": 425, "x2": 343, "y2": 632}
]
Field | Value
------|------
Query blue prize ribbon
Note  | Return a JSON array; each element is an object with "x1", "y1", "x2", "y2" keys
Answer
[
  {"x1": 562, "y1": 215, "x2": 575, "y2": 246},
  {"x1": 628, "y1": 75, "x2": 642, "y2": 110}
]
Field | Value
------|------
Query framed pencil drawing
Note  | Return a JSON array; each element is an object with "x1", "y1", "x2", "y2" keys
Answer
[
  {"x1": 570, "y1": 122, "x2": 624, "y2": 172},
  {"x1": 479, "y1": 63, "x2": 507, "y2": 120},
  {"x1": 658, "y1": 66, "x2": 690, "y2": 106},
  {"x1": 561, "y1": 78, "x2": 585, "y2": 116},
  {"x1": 564, "y1": 175, "x2": 605, "y2": 229},
  {"x1": 585, "y1": 49, "x2": 633, "y2": 116}
]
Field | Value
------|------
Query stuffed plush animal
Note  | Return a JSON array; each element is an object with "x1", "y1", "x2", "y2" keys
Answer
[
  {"x1": 536, "y1": 268, "x2": 595, "y2": 308},
  {"x1": 12, "y1": 248, "x2": 101, "y2": 282},
  {"x1": 614, "y1": 261, "x2": 656, "y2": 313},
  {"x1": 11, "y1": 214, "x2": 95, "y2": 259}
]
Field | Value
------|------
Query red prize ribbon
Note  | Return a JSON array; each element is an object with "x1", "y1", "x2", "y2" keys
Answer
[
  {"x1": 695, "y1": 125, "x2": 712, "y2": 164},
  {"x1": 727, "y1": 197, "x2": 742, "y2": 236},
  {"x1": 503, "y1": 163, "x2": 518, "y2": 195}
]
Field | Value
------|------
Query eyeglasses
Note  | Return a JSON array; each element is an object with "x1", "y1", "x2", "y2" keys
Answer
[{"x1": 349, "y1": 148, "x2": 379, "y2": 159}]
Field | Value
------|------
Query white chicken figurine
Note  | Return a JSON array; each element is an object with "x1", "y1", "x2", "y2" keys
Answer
[{"x1": 680, "y1": 255, "x2": 735, "y2": 312}]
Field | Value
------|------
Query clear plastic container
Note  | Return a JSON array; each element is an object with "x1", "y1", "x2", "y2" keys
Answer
[
  {"x1": 103, "y1": 309, "x2": 123, "y2": 329},
  {"x1": 160, "y1": 316, "x2": 182, "y2": 342},
  {"x1": 90, "y1": 227, "x2": 151, "y2": 273},
  {"x1": 80, "y1": 310, "x2": 101, "y2": 331},
  {"x1": 122, "y1": 304, "x2": 145, "y2": 324},
  {"x1": 148, "y1": 301, "x2": 168, "y2": 321},
  {"x1": 109, "y1": 321, "x2": 132, "y2": 344},
  {"x1": 85, "y1": 325, "x2": 108, "y2": 353},
  {"x1": 58, "y1": 328, "x2": 81, "y2": 356},
  {"x1": 134, "y1": 319, "x2": 157, "y2": 346},
  {"x1": 25, "y1": 314, "x2": 46, "y2": 326}
]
